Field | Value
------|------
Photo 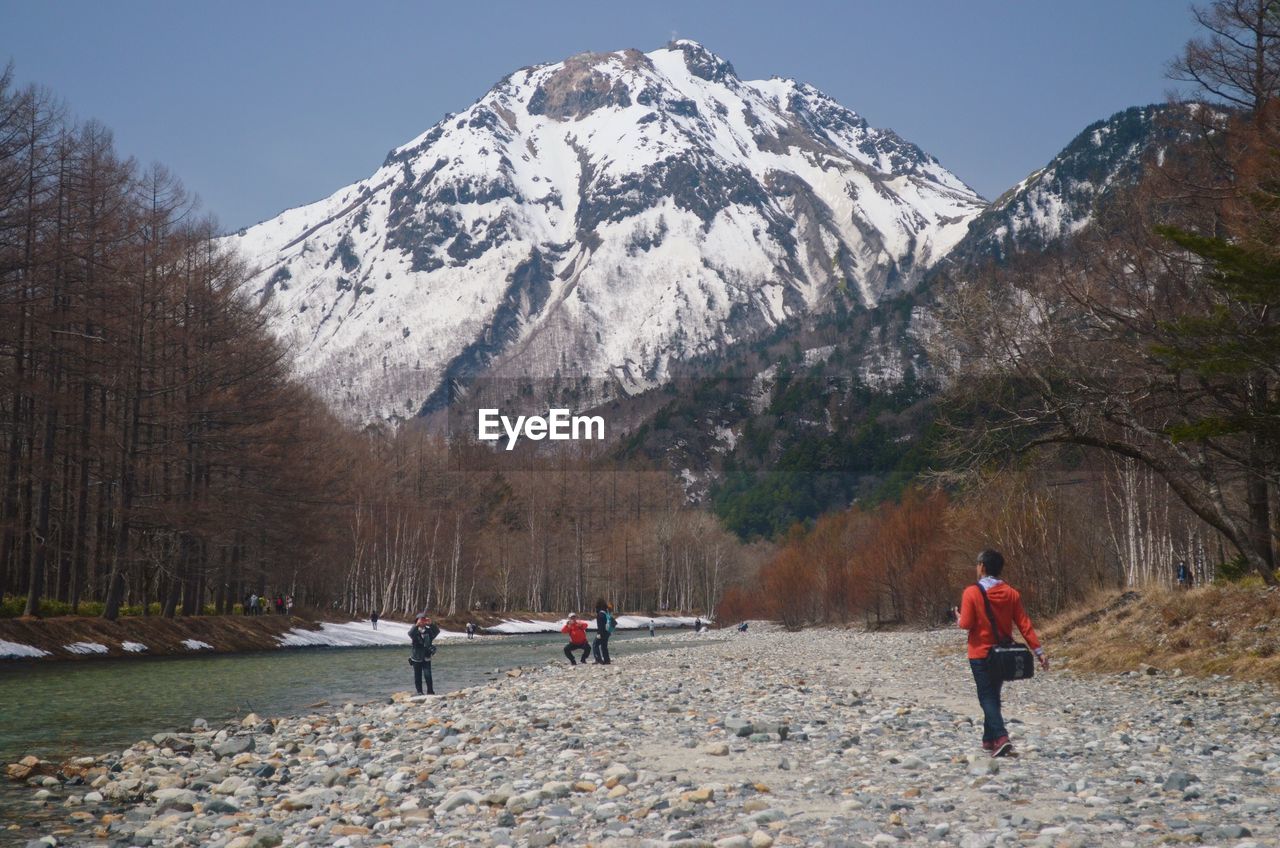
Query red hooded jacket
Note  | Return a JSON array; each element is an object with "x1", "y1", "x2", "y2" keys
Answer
[
  {"x1": 561, "y1": 618, "x2": 589, "y2": 646},
  {"x1": 957, "y1": 579, "x2": 1042, "y2": 660}
]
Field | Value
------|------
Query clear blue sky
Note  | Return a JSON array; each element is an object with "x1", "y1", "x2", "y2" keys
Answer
[{"x1": 2, "y1": 1, "x2": 1199, "y2": 233}]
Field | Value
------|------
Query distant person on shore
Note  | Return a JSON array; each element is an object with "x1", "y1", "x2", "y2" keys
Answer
[
  {"x1": 286, "y1": 595, "x2": 294, "y2": 616},
  {"x1": 592, "y1": 600, "x2": 614, "y2": 665},
  {"x1": 737, "y1": 621, "x2": 748, "y2": 633},
  {"x1": 465, "y1": 622, "x2": 476, "y2": 640},
  {"x1": 275, "y1": 595, "x2": 285, "y2": 615},
  {"x1": 1176, "y1": 560, "x2": 1191, "y2": 589},
  {"x1": 693, "y1": 617, "x2": 703, "y2": 633},
  {"x1": 561, "y1": 613, "x2": 590, "y2": 665},
  {"x1": 648, "y1": 619, "x2": 655, "y2": 637},
  {"x1": 371, "y1": 609, "x2": 380, "y2": 630},
  {"x1": 953, "y1": 549, "x2": 1048, "y2": 758},
  {"x1": 246, "y1": 593, "x2": 256, "y2": 616},
  {"x1": 408, "y1": 613, "x2": 440, "y2": 695}
]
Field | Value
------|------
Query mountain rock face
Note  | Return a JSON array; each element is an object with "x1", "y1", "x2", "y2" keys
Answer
[
  {"x1": 938, "y1": 104, "x2": 1198, "y2": 272},
  {"x1": 230, "y1": 41, "x2": 984, "y2": 423}
]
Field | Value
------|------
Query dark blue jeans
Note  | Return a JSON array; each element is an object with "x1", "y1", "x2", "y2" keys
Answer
[
  {"x1": 969, "y1": 658, "x2": 1006, "y2": 742},
  {"x1": 412, "y1": 660, "x2": 433, "y2": 695}
]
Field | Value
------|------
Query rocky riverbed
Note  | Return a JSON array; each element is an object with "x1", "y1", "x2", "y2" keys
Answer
[{"x1": 5, "y1": 627, "x2": 1279, "y2": 848}]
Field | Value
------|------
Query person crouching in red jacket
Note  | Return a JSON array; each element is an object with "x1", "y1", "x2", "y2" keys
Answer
[
  {"x1": 561, "y1": 613, "x2": 591, "y2": 665},
  {"x1": 954, "y1": 549, "x2": 1049, "y2": 758}
]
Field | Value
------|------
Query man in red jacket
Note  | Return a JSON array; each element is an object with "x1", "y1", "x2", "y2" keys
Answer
[
  {"x1": 561, "y1": 613, "x2": 591, "y2": 665},
  {"x1": 954, "y1": 549, "x2": 1049, "y2": 758}
]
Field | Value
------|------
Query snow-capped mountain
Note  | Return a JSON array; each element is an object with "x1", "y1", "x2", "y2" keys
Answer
[
  {"x1": 230, "y1": 40, "x2": 984, "y2": 423},
  {"x1": 938, "y1": 104, "x2": 1200, "y2": 272}
]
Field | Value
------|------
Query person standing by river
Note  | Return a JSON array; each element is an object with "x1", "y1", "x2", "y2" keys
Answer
[
  {"x1": 409, "y1": 614, "x2": 440, "y2": 695},
  {"x1": 954, "y1": 549, "x2": 1048, "y2": 758},
  {"x1": 592, "y1": 600, "x2": 613, "y2": 665},
  {"x1": 561, "y1": 613, "x2": 590, "y2": 665},
  {"x1": 371, "y1": 609, "x2": 380, "y2": 630}
]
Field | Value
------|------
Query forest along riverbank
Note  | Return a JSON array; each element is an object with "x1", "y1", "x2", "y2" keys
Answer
[{"x1": 6, "y1": 628, "x2": 1278, "y2": 848}]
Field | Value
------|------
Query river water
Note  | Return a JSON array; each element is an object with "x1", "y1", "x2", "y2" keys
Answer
[{"x1": 0, "y1": 630, "x2": 684, "y2": 766}]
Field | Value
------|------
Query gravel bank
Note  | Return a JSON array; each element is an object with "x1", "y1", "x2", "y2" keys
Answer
[{"x1": 6, "y1": 627, "x2": 1279, "y2": 848}]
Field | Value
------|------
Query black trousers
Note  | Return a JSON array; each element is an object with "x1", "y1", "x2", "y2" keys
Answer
[
  {"x1": 592, "y1": 633, "x2": 611, "y2": 664},
  {"x1": 412, "y1": 660, "x2": 434, "y2": 694},
  {"x1": 564, "y1": 643, "x2": 590, "y2": 664}
]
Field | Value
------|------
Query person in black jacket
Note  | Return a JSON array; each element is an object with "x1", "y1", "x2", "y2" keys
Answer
[
  {"x1": 409, "y1": 613, "x2": 440, "y2": 695},
  {"x1": 592, "y1": 599, "x2": 613, "y2": 664}
]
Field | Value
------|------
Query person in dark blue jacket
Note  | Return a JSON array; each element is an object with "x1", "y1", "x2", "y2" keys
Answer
[{"x1": 409, "y1": 614, "x2": 441, "y2": 695}]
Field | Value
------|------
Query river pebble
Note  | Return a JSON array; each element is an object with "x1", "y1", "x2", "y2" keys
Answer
[{"x1": 5, "y1": 628, "x2": 1279, "y2": 847}]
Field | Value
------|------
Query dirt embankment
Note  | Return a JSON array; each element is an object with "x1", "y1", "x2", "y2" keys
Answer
[
  {"x1": 1043, "y1": 582, "x2": 1280, "y2": 685},
  {"x1": 0, "y1": 613, "x2": 325, "y2": 662}
]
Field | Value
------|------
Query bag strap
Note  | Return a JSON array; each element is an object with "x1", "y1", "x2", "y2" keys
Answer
[{"x1": 976, "y1": 583, "x2": 1012, "y2": 647}]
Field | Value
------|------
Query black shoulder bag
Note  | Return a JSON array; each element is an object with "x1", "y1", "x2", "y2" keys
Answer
[{"x1": 977, "y1": 583, "x2": 1034, "y2": 682}]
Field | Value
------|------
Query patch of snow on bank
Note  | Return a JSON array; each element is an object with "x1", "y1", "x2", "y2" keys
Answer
[
  {"x1": 182, "y1": 639, "x2": 213, "y2": 650},
  {"x1": 277, "y1": 619, "x2": 465, "y2": 648},
  {"x1": 0, "y1": 638, "x2": 50, "y2": 659},
  {"x1": 486, "y1": 615, "x2": 703, "y2": 635},
  {"x1": 121, "y1": 641, "x2": 148, "y2": 653},
  {"x1": 64, "y1": 642, "x2": 108, "y2": 655},
  {"x1": 615, "y1": 615, "x2": 705, "y2": 630},
  {"x1": 485, "y1": 619, "x2": 565, "y2": 635}
]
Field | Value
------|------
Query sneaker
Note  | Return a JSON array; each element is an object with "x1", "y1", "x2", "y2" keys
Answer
[
  {"x1": 982, "y1": 740, "x2": 994, "y2": 752},
  {"x1": 991, "y1": 737, "x2": 1013, "y2": 758}
]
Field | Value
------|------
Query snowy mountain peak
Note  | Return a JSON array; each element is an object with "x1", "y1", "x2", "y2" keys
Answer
[
  {"x1": 939, "y1": 103, "x2": 1201, "y2": 270},
  {"x1": 664, "y1": 39, "x2": 738, "y2": 82},
  {"x1": 229, "y1": 41, "x2": 985, "y2": 424}
]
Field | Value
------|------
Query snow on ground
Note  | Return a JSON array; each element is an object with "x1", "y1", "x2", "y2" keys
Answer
[
  {"x1": 121, "y1": 641, "x2": 148, "y2": 653},
  {"x1": 486, "y1": 615, "x2": 703, "y2": 635},
  {"x1": 182, "y1": 639, "x2": 213, "y2": 650},
  {"x1": 277, "y1": 619, "x2": 465, "y2": 649},
  {"x1": 63, "y1": 642, "x2": 108, "y2": 655},
  {"x1": 0, "y1": 638, "x2": 50, "y2": 659}
]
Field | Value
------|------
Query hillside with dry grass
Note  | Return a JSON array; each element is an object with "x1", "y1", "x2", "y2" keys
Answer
[{"x1": 1043, "y1": 583, "x2": 1280, "y2": 685}]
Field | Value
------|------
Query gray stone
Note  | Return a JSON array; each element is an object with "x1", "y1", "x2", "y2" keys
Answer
[
  {"x1": 1216, "y1": 825, "x2": 1252, "y2": 838},
  {"x1": 212, "y1": 735, "x2": 254, "y2": 759},
  {"x1": 152, "y1": 787, "x2": 197, "y2": 812},
  {"x1": 438, "y1": 789, "x2": 483, "y2": 813},
  {"x1": 204, "y1": 798, "x2": 239, "y2": 814}
]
